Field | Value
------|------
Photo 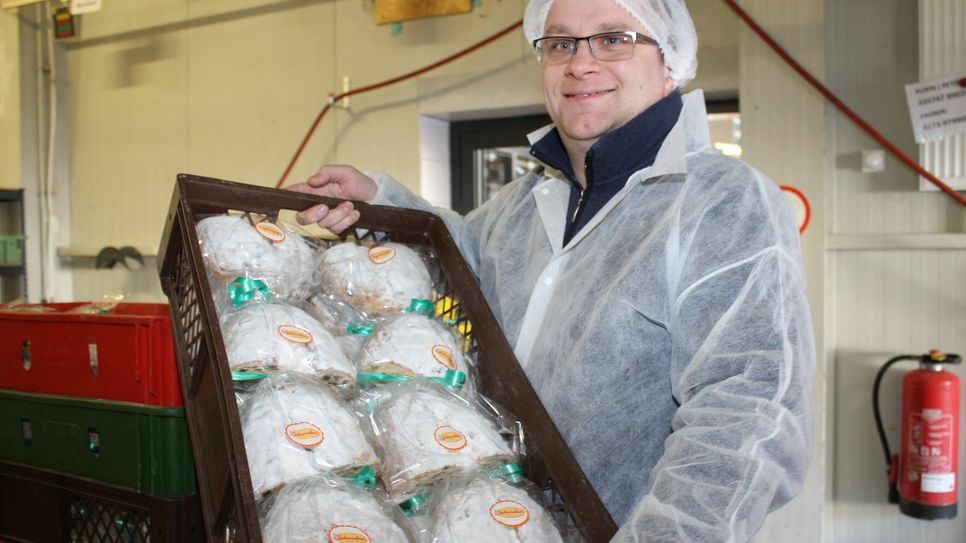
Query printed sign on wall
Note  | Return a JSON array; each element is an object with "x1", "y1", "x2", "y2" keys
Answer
[{"x1": 905, "y1": 74, "x2": 966, "y2": 143}]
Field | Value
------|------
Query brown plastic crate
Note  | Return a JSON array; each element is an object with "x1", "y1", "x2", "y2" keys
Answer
[
  {"x1": 0, "y1": 460, "x2": 203, "y2": 542},
  {"x1": 156, "y1": 174, "x2": 617, "y2": 542}
]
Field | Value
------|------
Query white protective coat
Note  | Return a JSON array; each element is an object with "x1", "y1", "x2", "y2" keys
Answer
[{"x1": 366, "y1": 90, "x2": 814, "y2": 542}]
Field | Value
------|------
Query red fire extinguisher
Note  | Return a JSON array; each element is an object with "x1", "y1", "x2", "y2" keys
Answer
[{"x1": 873, "y1": 350, "x2": 961, "y2": 520}]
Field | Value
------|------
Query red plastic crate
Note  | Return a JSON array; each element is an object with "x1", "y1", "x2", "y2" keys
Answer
[{"x1": 0, "y1": 303, "x2": 182, "y2": 407}]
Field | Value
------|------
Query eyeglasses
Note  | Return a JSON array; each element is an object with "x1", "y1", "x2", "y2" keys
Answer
[{"x1": 533, "y1": 31, "x2": 659, "y2": 66}]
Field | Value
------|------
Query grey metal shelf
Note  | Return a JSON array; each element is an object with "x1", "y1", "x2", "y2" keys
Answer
[{"x1": 0, "y1": 188, "x2": 26, "y2": 302}]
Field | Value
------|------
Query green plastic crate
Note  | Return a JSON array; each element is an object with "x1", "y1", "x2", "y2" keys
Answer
[
  {"x1": 0, "y1": 235, "x2": 24, "y2": 265},
  {"x1": 0, "y1": 389, "x2": 196, "y2": 497}
]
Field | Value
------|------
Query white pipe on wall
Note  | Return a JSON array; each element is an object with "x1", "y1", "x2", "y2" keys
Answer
[
  {"x1": 42, "y1": 0, "x2": 56, "y2": 301},
  {"x1": 32, "y1": 2, "x2": 46, "y2": 300}
]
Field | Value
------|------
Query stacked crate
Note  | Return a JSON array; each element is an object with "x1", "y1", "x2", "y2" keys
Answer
[{"x1": 0, "y1": 302, "x2": 204, "y2": 542}]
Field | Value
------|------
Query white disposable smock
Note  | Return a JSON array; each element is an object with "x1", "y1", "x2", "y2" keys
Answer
[{"x1": 366, "y1": 90, "x2": 814, "y2": 542}]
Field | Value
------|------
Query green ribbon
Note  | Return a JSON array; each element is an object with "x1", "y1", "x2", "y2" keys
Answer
[
  {"x1": 399, "y1": 494, "x2": 429, "y2": 516},
  {"x1": 427, "y1": 370, "x2": 466, "y2": 391},
  {"x1": 231, "y1": 370, "x2": 267, "y2": 382},
  {"x1": 357, "y1": 370, "x2": 466, "y2": 391},
  {"x1": 405, "y1": 298, "x2": 435, "y2": 317},
  {"x1": 357, "y1": 372, "x2": 409, "y2": 385},
  {"x1": 227, "y1": 277, "x2": 272, "y2": 308},
  {"x1": 489, "y1": 463, "x2": 525, "y2": 485},
  {"x1": 347, "y1": 322, "x2": 374, "y2": 336},
  {"x1": 344, "y1": 466, "x2": 377, "y2": 491}
]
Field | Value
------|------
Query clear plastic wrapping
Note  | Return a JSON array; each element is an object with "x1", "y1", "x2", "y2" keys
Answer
[
  {"x1": 0, "y1": 303, "x2": 57, "y2": 313},
  {"x1": 319, "y1": 241, "x2": 433, "y2": 315},
  {"x1": 305, "y1": 290, "x2": 373, "y2": 336},
  {"x1": 357, "y1": 312, "x2": 471, "y2": 379},
  {"x1": 366, "y1": 381, "x2": 522, "y2": 502},
  {"x1": 220, "y1": 301, "x2": 356, "y2": 387},
  {"x1": 197, "y1": 214, "x2": 321, "y2": 314},
  {"x1": 64, "y1": 294, "x2": 125, "y2": 314},
  {"x1": 426, "y1": 474, "x2": 567, "y2": 543},
  {"x1": 304, "y1": 291, "x2": 376, "y2": 361},
  {"x1": 260, "y1": 476, "x2": 416, "y2": 542},
  {"x1": 240, "y1": 374, "x2": 379, "y2": 497}
]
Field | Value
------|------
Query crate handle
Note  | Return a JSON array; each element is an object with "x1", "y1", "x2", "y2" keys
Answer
[
  {"x1": 88, "y1": 428, "x2": 100, "y2": 457},
  {"x1": 88, "y1": 344, "x2": 99, "y2": 376},
  {"x1": 21, "y1": 419, "x2": 31, "y2": 446},
  {"x1": 21, "y1": 340, "x2": 30, "y2": 371}
]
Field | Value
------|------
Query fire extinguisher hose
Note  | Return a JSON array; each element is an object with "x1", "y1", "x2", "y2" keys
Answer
[
  {"x1": 872, "y1": 354, "x2": 922, "y2": 503},
  {"x1": 872, "y1": 355, "x2": 920, "y2": 465},
  {"x1": 871, "y1": 354, "x2": 920, "y2": 502}
]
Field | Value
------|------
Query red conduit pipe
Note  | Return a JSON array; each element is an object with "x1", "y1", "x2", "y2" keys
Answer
[
  {"x1": 276, "y1": 19, "x2": 524, "y2": 188},
  {"x1": 722, "y1": 0, "x2": 966, "y2": 207}
]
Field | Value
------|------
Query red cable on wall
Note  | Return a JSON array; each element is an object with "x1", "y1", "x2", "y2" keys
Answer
[
  {"x1": 276, "y1": 19, "x2": 524, "y2": 188},
  {"x1": 721, "y1": 0, "x2": 966, "y2": 207}
]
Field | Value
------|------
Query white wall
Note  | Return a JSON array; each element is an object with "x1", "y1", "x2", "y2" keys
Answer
[
  {"x1": 740, "y1": 0, "x2": 966, "y2": 541},
  {"x1": 825, "y1": 0, "x2": 966, "y2": 541},
  {"x1": 0, "y1": 10, "x2": 20, "y2": 189},
  {"x1": 736, "y1": 0, "x2": 827, "y2": 540}
]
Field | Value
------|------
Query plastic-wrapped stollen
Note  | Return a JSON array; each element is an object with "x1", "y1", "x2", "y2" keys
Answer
[
  {"x1": 241, "y1": 375, "x2": 379, "y2": 497},
  {"x1": 370, "y1": 383, "x2": 518, "y2": 501},
  {"x1": 320, "y1": 241, "x2": 433, "y2": 315},
  {"x1": 221, "y1": 301, "x2": 355, "y2": 386},
  {"x1": 261, "y1": 477, "x2": 414, "y2": 542},
  {"x1": 197, "y1": 214, "x2": 319, "y2": 306},
  {"x1": 359, "y1": 312, "x2": 470, "y2": 379},
  {"x1": 430, "y1": 476, "x2": 566, "y2": 543}
]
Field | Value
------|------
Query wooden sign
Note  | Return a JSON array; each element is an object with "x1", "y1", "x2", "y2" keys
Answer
[{"x1": 375, "y1": 0, "x2": 472, "y2": 25}]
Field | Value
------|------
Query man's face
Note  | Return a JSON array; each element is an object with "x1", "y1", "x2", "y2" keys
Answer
[{"x1": 541, "y1": 0, "x2": 675, "y2": 150}]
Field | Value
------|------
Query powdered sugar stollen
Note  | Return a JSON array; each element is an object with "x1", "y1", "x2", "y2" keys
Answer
[
  {"x1": 320, "y1": 241, "x2": 433, "y2": 315},
  {"x1": 221, "y1": 302, "x2": 355, "y2": 386},
  {"x1": 241, "y1": 376, "x2": 379, "y2": 496}
]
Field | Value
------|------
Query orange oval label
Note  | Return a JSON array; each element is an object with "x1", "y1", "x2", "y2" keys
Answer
[
  {"x1": 489, "y1": 500, "x2": 530, "y2": 528},
  {"x1": 277, "y1": 324, "x2": 313, "y2": 344},
  {"x1": 328, "y1": 525, "x2": 371, "y2": 543},
  {"x1": 254, "y1": 221, "x2": 287, "y2": 242},
  {"x1": 285, "y1": 421, "x2": 324, "y2": 448},
  {"x1": 431, "y1": 344, "x2": 457, "y2": 370},
  {"x1": 368, "y1": 246, "x2": 396, "y2": 264},
  {"x1": 434, "y1": 425, "x2": 467, "y2": 451}
]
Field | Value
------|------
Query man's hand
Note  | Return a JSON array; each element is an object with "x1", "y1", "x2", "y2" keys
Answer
[{"x1": 287, "y1": 165, "x2": 378, "y2": 234}]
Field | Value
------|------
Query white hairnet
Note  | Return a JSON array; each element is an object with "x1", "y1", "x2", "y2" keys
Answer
[{"x1": 523, "y1": 0, "x2": 698, "y2": 86}]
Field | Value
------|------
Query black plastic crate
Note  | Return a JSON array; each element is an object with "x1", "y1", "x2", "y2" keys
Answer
[
  {"x1": 156, "y1": 174, "x2": 616, "y2": 542},
  {"x1": 0, "y1": 460, "x2": 203, "y2": 542}
]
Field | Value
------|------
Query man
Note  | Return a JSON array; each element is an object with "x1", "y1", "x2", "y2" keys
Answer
[{"x1": 290, "y1": 0, "x2": 815, "y2": 540}]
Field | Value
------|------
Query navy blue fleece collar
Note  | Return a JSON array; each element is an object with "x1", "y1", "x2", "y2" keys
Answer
[{"x1": 530, "y1": 91, "x2": 684, "y2": 245}]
